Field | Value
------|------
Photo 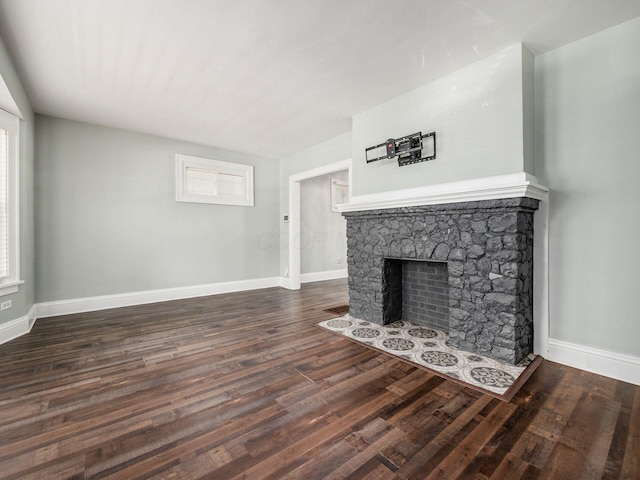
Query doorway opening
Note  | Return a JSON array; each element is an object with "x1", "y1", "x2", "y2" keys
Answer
[{"x1": 287, "y1": 159, "x2": 352, "y2": 290}]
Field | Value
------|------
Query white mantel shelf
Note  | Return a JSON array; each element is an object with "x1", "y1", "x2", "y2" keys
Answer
[{"x1": 337, "y1": 172, "x2": 548, "y2": 213}]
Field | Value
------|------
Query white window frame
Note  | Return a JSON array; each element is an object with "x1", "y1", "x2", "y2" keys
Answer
[
  {"x1": 0, "y1": 108, "x2": 22, "y2": 297},
  {"x1": 175, "y1": 154, "x2": 254, "y2": 206}
]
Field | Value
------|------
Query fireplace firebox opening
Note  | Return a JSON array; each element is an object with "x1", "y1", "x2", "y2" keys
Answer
[{"x1": 382, "y1": 258, "x2": 449, "y2": 331}]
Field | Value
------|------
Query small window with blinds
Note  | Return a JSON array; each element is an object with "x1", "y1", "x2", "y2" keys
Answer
[
  {"x1": 175, "y1": 154, "x2": 254, "y2": 206},
  {"x1": 0, "y1": 108, "x2": 21, "y2": 297}
]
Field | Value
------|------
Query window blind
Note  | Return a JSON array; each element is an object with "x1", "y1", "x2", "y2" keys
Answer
[
  {"x1": 0, "y1": 129, "x2": 8, "y2": 279},
  {"x1": 175, "y1": 154, "x2": 254, "y2": 206}
]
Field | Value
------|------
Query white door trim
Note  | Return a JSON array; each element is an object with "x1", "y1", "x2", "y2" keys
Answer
[{"x1": 286, "y1": 159, "x2": 352, "y2": 290}]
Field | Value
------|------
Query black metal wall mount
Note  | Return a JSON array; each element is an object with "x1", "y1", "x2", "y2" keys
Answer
[{"x1": 365, "y1": 131, "x2": 436, "y2": 167}]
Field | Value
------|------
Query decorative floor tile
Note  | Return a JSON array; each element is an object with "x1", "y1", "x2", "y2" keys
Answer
[{"x1": 317, "y1": 315, "x2": 536, "y2": 397}]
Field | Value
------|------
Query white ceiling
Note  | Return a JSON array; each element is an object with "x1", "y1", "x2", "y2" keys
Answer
[{"x1": 0, "y1": 0, "x2": 639, "y2": 159}]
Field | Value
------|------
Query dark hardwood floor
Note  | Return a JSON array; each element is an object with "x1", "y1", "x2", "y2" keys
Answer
[{"x1": 0, "y1": 279, "x2": 638, "y2": 479}]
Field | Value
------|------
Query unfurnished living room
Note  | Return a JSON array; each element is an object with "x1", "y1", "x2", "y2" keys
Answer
[{"x1": 0, "y1": 1, "x2": 639, "y2": 479}]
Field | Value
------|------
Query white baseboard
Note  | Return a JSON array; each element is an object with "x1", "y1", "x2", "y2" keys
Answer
[
  {"x1": 0, "y1": 305, "x2": 37, "y2": 346},
  {"x1": 301, "y1": 269, "x2": 348, "y2": 284},
  {"x1": 35, "y1": 276, "x2": 284, "y2": 319},
  {"x1": 548, "y1": 338, "x2": 640, "y2": 386}
]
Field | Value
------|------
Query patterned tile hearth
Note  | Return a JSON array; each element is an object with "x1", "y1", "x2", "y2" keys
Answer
[{"x1": 317, "y1": 315, "x2": 540, "y2": 400}]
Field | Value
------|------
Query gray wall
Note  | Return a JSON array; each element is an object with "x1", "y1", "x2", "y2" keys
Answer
[
  {"x1": 0, "y1": 35, "x2": 35, "y2": 325},
  {"x1": 300, "y1": 170, "x2": 348, "y2": 274},
  {"x1": 351, "y1": 44, "x2": 533, "y2": 196},
  {"x1": 535, "y1": 17, "x2": 640, "y2": 357},
  {"x1": 35, "y1": 116, "x2": 280, "y2": 302}
]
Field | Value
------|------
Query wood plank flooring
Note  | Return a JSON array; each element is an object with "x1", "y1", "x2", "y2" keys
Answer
[{"x1": 0, "y1": 279, "x2": 638, "y2": 479}]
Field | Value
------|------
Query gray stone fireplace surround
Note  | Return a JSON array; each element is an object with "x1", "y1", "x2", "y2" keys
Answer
[{"x1": 344, "y1": 197, "x2": 539, "y2": 365}]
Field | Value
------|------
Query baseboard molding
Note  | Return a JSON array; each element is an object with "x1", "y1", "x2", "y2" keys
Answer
[
  {"x1": 549, "y1": 338, "x2": 640, "y2": 386},
  {"x1": 301, "y1": 269, "x2": 348, "y2": 284},
  {"x1": 35, "y1": 277, "x2": 284, "y2": 319},
  {"x1": 0, "y1": 305, "x2": 37, "y2": 346}
]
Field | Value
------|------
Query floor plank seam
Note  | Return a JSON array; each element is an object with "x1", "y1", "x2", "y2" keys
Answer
[{"x1": 293, "y1": 368, "x2": 319, "y2": 385}]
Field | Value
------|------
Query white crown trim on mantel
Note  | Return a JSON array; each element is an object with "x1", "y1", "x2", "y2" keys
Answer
[{"x1": 337, "y1": 172, "x2": 548, "y2": 213}]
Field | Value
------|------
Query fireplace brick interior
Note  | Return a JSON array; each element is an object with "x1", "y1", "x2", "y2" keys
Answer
[
  {"x1": 383, "y1": 259, "x2": 450, "y2": 331},
  {"x1": 345, "y1": 197, "x2": 539, "y2": 365}
]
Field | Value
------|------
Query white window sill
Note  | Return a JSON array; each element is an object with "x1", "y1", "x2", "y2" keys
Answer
[{"x1": 0, "y1": 280, "x2": 24, "y2": 297}]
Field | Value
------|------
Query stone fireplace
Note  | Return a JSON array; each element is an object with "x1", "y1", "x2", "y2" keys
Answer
[{"x1": 344, "y1": 197, "x2": 539, "y2": 365}]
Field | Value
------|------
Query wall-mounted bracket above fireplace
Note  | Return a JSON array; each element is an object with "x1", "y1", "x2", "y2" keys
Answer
[{"x1": 365, "y1": 131, "x2": 436, "y2": 167}]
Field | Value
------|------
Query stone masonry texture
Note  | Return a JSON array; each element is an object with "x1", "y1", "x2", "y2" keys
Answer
[{"x1": 344, "y1": 197, "x2": 539, "y2": 365}]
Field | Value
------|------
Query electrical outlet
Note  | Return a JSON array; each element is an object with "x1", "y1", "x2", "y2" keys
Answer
[
  {"x1": 337, "y1": 259, "x2": 342, "y2": 265},
  {"x1": 0, "y1": 300, "x2": 12, "y2": 311}
]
